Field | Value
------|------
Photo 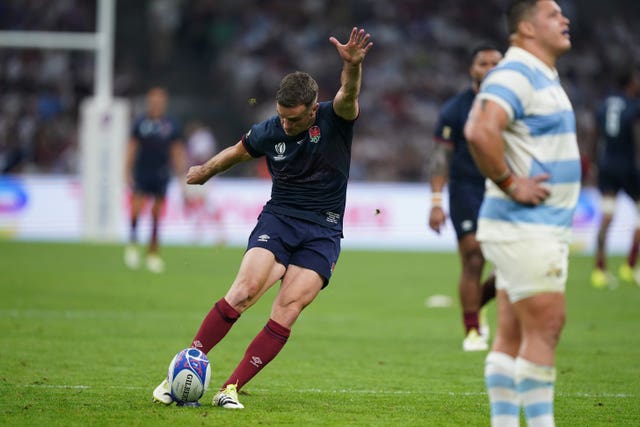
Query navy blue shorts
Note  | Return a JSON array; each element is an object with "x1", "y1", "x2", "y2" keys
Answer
[
  {"x1": 134, "y1": 172, "x2": 169, "y2": 197},
  {"x1": 449, "y1": 181, "x2": 484, "y2": 240},
  {"x1": 247, "y1": 211, "x2": 342, "y2": 287},
  {"x1": 597, "y1": 164, "x2": 640, "y2": 200}
]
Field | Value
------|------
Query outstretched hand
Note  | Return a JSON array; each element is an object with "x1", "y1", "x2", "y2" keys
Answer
[{"x1": 329, "y1": 27, "x2": 373, "y2": 65}]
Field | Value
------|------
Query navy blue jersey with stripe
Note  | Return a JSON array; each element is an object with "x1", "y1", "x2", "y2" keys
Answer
[
  {"x1": 242, "y1": 101, "x2": 354, "y2": 231},
  {"x1": 131, "y1": 115, "x2": 182, "y2": 181},
  {"x1": 595, "y1": 91, "x2": 640, "y2": 170},
  {"x1": 433, "y1": 88, "x2": 485, "y2": 186}
]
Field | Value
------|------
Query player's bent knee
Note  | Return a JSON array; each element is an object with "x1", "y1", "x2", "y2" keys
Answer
[{"x1": 227, "y1": 279, "x2": 267, "y2": 310}]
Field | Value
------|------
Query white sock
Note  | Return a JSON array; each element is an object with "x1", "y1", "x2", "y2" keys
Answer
[
  {"x1": 516, "y1": 357, "x2": 555, "y2": 427},
  {"x1": 485, "y1": 352, "x2": 519, "y2": 427}
]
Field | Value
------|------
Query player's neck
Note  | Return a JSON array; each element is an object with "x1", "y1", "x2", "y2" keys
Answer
[{"x1": 514, "y1": 41, "x2": 557, "y2": 70}]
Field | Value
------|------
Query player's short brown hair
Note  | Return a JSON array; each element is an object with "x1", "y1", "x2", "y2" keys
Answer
[{"x1": 276, "y1": 71, "x2": 318, "y2": 108}]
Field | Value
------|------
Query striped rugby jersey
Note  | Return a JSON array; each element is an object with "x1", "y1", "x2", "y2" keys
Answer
[{"x1": 474, "y1": 46, "x2": 581, "y2": 243}]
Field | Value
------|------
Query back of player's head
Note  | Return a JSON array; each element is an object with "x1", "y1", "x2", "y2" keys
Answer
[
  {"x1": 506, "y1": 0, "x2": 540, "y2": 35},
  {"x1": 276, "y1": 71, "x2": 318, "y2": 108}
]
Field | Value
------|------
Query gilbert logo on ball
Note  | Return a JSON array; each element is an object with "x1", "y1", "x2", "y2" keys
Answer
[{"x1": 167, "y1": 348, "x2": 211, "y2": 403}]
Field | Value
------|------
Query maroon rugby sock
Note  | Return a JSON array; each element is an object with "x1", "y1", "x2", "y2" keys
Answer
[
  {"x1": 463, "y1": 311, "x2": 480, "y2": 334},
  {"x1": 222, "y1": 318, "x2": 290, "y2": 390},
  {"x1": 191, "y1": 298, "x2": 240, "y2": 354}
]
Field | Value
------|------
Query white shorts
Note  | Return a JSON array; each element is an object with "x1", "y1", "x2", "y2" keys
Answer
[{"x1": 480, "y1": 240, "x2": 569, "y2": 303}]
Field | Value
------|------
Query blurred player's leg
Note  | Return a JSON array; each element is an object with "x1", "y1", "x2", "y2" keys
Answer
[
  {"x1": 618, "y1": 202, "x2": 640, "y2": 285},
  {"x1": 591, "y1": 195, "x2": 617, "y2": 289},
  {"x1": 458, "y1": 233, "x2": 489, "y2": 351},
  {"x1": 124, "y1": 193, "x2": 145, "y2": 269},
  {"x1": 146, "y1": 195, "x2": 165, "y2": 273},
  {"x1": 479, "y1": 275, "x2": 497, "y2": 339}
]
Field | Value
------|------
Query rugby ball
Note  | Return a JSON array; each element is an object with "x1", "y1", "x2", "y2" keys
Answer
[{"x1": 167, "y1": 348, "x2": 211, "y2": 403}]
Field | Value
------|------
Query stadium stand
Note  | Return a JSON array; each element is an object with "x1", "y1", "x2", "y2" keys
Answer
[{"x1": 1, "y1": 0, "x2": 639, "y2": 182}]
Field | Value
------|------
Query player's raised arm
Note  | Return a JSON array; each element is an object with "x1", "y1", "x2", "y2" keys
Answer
[
  {"x1": 186, "y1": 140, "x2": 252, "y2": 185},
  {"x1": 329, "y1": 27, "x2": 373, "y2": 121}
]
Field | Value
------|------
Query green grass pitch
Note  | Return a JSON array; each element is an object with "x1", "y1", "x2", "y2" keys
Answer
[{"x1": 0, "y1": 241, "x2": 638, "y2": 426}]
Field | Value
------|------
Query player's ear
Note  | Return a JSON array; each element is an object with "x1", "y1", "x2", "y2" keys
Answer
[
  {"x1": 311, "y1": 102, "x2": 319, "y2": 115},
  {"x1": 518, "y1": 20, "x2": 535, "y2": 38}
]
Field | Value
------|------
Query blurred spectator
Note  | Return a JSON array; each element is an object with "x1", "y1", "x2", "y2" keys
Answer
[{"x1": 1, "y1": 0, "x2": 639, "y2": 181}]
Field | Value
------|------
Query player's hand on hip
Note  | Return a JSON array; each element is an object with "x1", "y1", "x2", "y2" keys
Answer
[
  {"x1": 186, "y1": 165, "x2": 210, "y2": 185},
  {"x1": 428, "y1": 207, "x2": 446, "y2": 234},
  {"x1": 329, "y1": 27, "x2": 373, "y2": 65},
  {"x1": 510, "y1": 173, "x2": 551, "y2": 206}
]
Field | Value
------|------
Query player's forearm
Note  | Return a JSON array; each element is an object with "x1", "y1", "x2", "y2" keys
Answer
[
  {"x1": 429, "y1": 142, "x2": 452, "y2": 188},
  {"x1": 430, "y1": 175, "x2": 447, "y2": 193},
  {"x1": 339, "y1": 62, "x2": 362, "y2": 103}
]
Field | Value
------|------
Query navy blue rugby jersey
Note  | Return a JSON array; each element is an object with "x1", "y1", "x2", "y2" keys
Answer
[
  {"x1": 595, "y1": 92, "x2": 640, "y2": 170},
  {"x1": 433, "y1": 88, "x2": 484, "y2": 186},
  {"x1": 131, "y1": 115, "x2": 182, "y2": 178},
  {"x1": 242, "y1": 101, "x2": 354, "y2": 231}
]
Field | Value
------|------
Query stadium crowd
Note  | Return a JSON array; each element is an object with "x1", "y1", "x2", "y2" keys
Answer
[{"x1": 1, "y1": 0, "x2": 639, "y2": 183}]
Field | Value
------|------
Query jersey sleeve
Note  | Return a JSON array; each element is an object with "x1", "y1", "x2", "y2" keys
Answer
[
  {"x1": 477, "y1": 62, "x2": 533, "y2": 121},
  {"x1": 241, "y1": 124, "x2": 266, "y2": 158}
]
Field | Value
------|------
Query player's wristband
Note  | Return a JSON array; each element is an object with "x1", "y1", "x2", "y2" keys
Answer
[
  {"x1": 431, "y1": 192, "x2": 443, "y2": 208},
  {"x1": 494, "y1": 170, "x2": 517, "y2": 195}
]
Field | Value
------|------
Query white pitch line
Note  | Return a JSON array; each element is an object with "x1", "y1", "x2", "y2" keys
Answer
[{"x1": 12, "y1": 384, "x2": 635, "y2": 398}]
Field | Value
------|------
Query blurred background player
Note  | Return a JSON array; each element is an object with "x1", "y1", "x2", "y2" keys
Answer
[
  {"x1": 590, "y1": 69, "x2": 640, "y2": 288},
  {"x1": 465, "y1": 1, "x2": 580, "y2": 426},
  {"x1": 428, "y1": 44, "x2": 501, "y2": 352},
  {"x1": 152, "y1": 27, "x2": 372, "y2": 409},
  {"x1": 184, "y1": 120, "x2": 221, "y2": 244},
  {"x1": 124, "y1": 87, "x2": 186, "y2": 273}
]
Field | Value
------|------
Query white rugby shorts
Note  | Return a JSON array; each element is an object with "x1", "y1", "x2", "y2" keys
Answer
[{"x1": 480, "y1": 239, "x2": 569, "y2": 302}]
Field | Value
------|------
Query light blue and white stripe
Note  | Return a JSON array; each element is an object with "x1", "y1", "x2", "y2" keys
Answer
[{"x1": 476, "y1": 46, "x2": 581, "y2": 243}]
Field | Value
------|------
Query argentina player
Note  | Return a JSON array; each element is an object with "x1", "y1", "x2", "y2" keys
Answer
[{"x1": 465, "y1": 1, "x2": 579, "y2": 426}]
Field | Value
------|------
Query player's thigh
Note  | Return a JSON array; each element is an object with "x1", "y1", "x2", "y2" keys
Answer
[
  {"x1": 225, "y1": 247, "x2": 285, "y2": 310},
  {"x1": 480, "y1": 240, "x2": 569, "y2": 303},
  {"x1": 493, "y1": 289, "x2": 521, "y2": 356},
  {"x1": 513, "y1": 292, "x2": 566, "y2": 336},
  {"x1": 271, "y1": 265, "x2": 324, "y2": 327}
]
